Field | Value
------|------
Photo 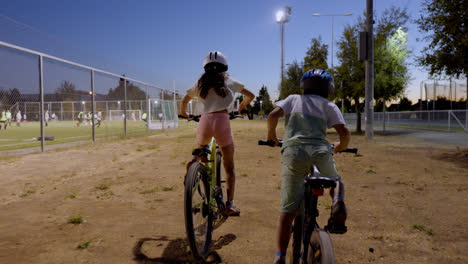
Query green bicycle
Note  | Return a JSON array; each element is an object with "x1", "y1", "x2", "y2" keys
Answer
[{"x1": 179, "y1": 112, "x2": 245, "y2": 261}]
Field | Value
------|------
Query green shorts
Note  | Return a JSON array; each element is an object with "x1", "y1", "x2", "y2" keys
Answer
[{"x1": 279, "y1": 144, "x2": 340, "y2": 213}]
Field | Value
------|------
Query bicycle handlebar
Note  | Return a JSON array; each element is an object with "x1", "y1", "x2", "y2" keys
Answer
[
  {"x1": 258, "y1": 140, "x2": 358, "y2": 154},
  {"x1": 178, "y1": 110, "x2": 249, "y2": 122}
]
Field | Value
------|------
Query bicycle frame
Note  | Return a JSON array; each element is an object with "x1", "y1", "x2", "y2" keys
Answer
[
  {"x1": 301, "y1": 185, "x2": 321, "y2": 260},
  {"x1": 204, "y1": 137, "x2": 220, "y2": 212}
]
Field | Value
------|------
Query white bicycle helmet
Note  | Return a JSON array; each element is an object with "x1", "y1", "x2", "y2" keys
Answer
[{"x1": 203, "y1": 51, "x2": 228, "y2": 72}]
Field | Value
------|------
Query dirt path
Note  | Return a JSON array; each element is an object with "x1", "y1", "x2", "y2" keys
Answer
[{"x1": 0, "y1": 120, "x2": 467, "y2": 264}]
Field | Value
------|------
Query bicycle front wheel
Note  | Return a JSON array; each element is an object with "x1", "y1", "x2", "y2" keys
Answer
[
  {"x1": 308, "y1": 228, "x2": 335, "y2": 264},
  {"x1": 184, "y1": 162, "x2": 213, "y2": 261}
]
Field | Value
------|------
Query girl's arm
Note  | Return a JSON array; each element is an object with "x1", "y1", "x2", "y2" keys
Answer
[
  {"x1": 179, "y1": 94, "x2": 192, "y2": 118},
  {"x1": 238, "y1": 88, "x2": 255, "y2": 113}
]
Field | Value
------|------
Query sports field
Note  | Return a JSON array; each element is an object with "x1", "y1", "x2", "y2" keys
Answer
[
  {"x1": 0, "y1": 120, "x2": 150, "y2": 151},
  {"x1": 0, "y1": 120, "x2": 467, "y2": 263}
]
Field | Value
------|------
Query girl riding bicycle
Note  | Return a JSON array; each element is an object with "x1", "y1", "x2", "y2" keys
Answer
[
  {"x1": 179, "y1": 51, "x2": 254, "y2": 216},
  {"x1": 267, "y1": 69, "x2": 351, "y2": 264}
]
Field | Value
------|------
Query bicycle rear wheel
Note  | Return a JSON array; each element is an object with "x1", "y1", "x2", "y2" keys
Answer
[
  {"x1": 308, "y1": 228, "x2": 335, "y2": 264},
  {"x1": 290, "y1": 215, "x2": 303, "y2": 264},
  {"x1": 184, "y1": 162, "x2": 213, "y2": 261}
]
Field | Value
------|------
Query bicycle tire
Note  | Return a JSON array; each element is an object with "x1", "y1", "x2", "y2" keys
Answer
[
  {"x1": 308, "y1": 228, "x2": 335, "y2": 264},
  {"x1": 184, "y1": 162, "x2": 213, "y2": 261},
  {"x1": 290, "y1": 215, "x2": 303, "y2": 264}
]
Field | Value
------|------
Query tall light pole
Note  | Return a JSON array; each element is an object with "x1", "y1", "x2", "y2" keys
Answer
[
  {"x1": 364, "y1": 0, "x2": 374, "y2": 139},
  {"x1": 312, "y1": 12, "x2": 352, "y2": 113},
  {"x1": 276, "y1": 7, "x2": 291, "y2": 94}
]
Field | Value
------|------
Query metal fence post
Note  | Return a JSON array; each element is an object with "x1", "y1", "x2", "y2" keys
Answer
[
  {"x1": 38, "y1": 55, "x2": 45, "y2": 152},
  {"x1": 91, "y1": 70, "x2": 95, "y2": 142},
  {"x1": 124, "y1": 77, "x2": 127, "y2": 137}
]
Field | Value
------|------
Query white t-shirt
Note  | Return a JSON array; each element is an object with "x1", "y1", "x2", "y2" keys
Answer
[
  {"x1": 186, "y1": 76, "x2": 244, "y2": 114},
  {"x1": 275, "y1": 94, "x2": 345, "y2": 147}
]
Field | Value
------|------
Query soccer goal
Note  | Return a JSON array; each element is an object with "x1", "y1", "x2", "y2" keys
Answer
[
  {"x1": 146, "y1": 98, "x2": 178, "y2": 129},
  {"x1": 109, "y1": 110, "x2": 142, "y2": 121}
]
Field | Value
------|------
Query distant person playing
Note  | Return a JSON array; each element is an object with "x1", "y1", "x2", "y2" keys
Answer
[
  {"x1": 44, "y1": 110, "x2": 49, "y2": 127},
  {"x1": 23, "y1": 113, "x2": 27, "y2": 123},
  {"x1": 0, "y1": 110, "x2": 7, "y2": 130},
  {"x1": 267, "y1": 69, "x2": 351, "y2": 264},
  {"x1": 179, "y1": 51, "x2": 255, "y2": 216},
  {"x1": 86, "y1": 112, "x2": 92, "y2": 126},
  {"x1": 77, "y1": 111, "x2": 84, "y2": 127},
  {"x1": 158, "y1": 112, "x2": 163, "y2": 122},
  {"x1": 131, "y1": 111, "x2": 136, "y2": 125},
  {"x1": 95, "y1": 111, "x2": 102, "y2": 128},
  {"x1": 16, "y1": 111, "x2": 22, "y2": 127},
  {"x1": 51, "y1": 112, "x2": 56, "y2": 121},
  {"x1": 6, "y1": 110, "x2": 12, "y2": 126},
  {"x1": 141, "y1": 112, "x2": 147, "y2": 127}
]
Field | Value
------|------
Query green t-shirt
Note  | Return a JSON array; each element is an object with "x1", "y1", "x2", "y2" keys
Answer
[
  {"x1": 0, "y1": 111, "x2": 6, "y2": 121},
  {"x1": 142, "y1": 113, "x2": 147, "y2": 119}
]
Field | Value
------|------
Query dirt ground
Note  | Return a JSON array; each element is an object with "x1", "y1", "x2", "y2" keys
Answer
[{"x1": 0, "y1": 120, "x2": 467, "y2": 264}]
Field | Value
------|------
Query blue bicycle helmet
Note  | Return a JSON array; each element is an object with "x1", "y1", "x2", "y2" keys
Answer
[{"x1": 300, "y1": 69, "x2": 335, "y2": 98}]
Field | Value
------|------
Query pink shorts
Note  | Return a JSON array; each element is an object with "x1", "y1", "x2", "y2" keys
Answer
[{"x1": 197, "y1": 113, "x2": 233, "y2": 147}]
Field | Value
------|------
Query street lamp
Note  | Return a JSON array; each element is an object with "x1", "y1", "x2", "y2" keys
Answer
[
  {"x1": 312, "y1": 12, "x2": 352, "y2": 113},
  {"x1": 276, "y1": 6, "x2": 292, "y2": 93}
]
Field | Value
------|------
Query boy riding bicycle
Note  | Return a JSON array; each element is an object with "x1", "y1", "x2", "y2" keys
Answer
[
  {"x1": 267, "y1": 69, "x2": 351, "y2": 264},
  {"x1": 179, "y1": 51, "x2": 254, "y2": 216}
]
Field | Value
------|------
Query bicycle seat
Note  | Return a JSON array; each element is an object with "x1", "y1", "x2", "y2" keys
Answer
[{"x1": 305, "y1": 166, "x2": 337, "y2": 189}]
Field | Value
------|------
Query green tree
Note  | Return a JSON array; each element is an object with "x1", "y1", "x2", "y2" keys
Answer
[
  {"x1": 303, "y1": 37, "x2": 329, "y2": 72},
  {"x1": 334, "y1": 6, "x2": 410, "y2": 132},
  {"x1": 398, "y1": 97, "x2": 413, "y2": 111},
  {"x1": 258, "y1": 85, "x2": 274, "y2": 114},
  {"x1": 55, "y1": 81, "x2": 77, "y2": 101},
  {"x1": 416, "y1": 0, "x2": 467, "y2": 88},
  {"x1": 374, "y1": 27, "x2": 411, "y2": 105},
  {"x1": 279, "y1": 60, "x2": 304, "y2": 100},
  {"x1": 108, "y1": 77, "x2": 146, "y2": 100}
]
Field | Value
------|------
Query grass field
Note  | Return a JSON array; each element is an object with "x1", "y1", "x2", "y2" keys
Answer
[
  {"x1": 0, "y1": 120, "x2": 151, "y2": 151},
  {"x1": 0, "y1": 120, "x2": 467, "y2": 263}
]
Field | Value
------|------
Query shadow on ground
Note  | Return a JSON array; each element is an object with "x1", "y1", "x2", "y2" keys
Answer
[{"x1": 133, "y1": 234, "x2": 236, "y2": 264}]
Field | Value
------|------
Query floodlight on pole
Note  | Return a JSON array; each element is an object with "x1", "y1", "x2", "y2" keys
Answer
[{"x1": 276, "y1": 6, "x2": 291, "y2": 98}]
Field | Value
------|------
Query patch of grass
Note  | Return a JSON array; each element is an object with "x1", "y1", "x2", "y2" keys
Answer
[
  {"x1": 139, "y1": 187, "x2": 158, "y2": 194},
  {"x1": 161, "y1": 186, "x2": 174, "y2": 192},
  {"x1": 241, "y1": 173, "x2": 248, "y2": 177},
  {"x1": 62, "y1": 171, "x2": 77, "y2": 178},
  {"x1": 457, "y1": 186, "x2": 468, "y2": 192},
  {"x1": 20, "y1": 189, "x2": 36, "y2": 197},
  {"x1": 68, "y1": 216, "x2": 83, "y2": 225},
  {"x1": 395, "y1": 180, "x2": 409, "y2": 185},
  {"x1": 118, "y1": 167, "x2": 125, "y2": 170},
  {"x1": 369, "y1": 235, "x2": 384, "y2": 241},
  {"x1": 354, "y1": 153, "x2": 363, "y2": 157},
  {"x1": 65, "y1": 193, "x2": 76, "y2": 199},
  {"x1": 324, "y1": 204, "x2": 332, "y2": 209},
  {"x1": 366, "y1": 169, "x2": 376, "y2": 174},
  {"x1": 77, "y1": 241, "x2": 90, "y2": 249},
  {"x1": 361, "y1": 185, "x2": 369, "y2": 188},
  {"x1": 95, "y1": 184, "x2": 109, "y2": 191},
  {"x1": 413, "y1": 224, "x2": 434, "y2": 236},
  {"x1": 98, "y1": 191, "x2": 114, "y2": 199}
]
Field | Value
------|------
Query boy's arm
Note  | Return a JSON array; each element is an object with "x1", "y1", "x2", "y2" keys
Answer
[
  {"x1": 332, "y1": 124, "x2": 350, "y2": 153},
  {"x1": 179, "y1": 94, "x2": 192, "y2": 118},
  {"x1": 238, "y1": 88, "x2": 255, "y2": 113},
  {"x1": 267, "y1": 106, "x2": 284, "y2": 145}
]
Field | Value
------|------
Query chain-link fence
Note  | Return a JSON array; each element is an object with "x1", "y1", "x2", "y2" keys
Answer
[
  {"x1": 344, "y1": 110, "x2": 468, "y2": 132},
  {"x1": 0, "y1": 41, "x2": 183, "y2": 152},
  {"x1": 421, "y1": 80, "x2": 467, "y2": 110}
]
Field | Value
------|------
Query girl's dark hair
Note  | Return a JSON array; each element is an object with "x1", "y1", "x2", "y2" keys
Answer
[{"x1": 197, "y1": 63, "x2": 227, "y2": 99}]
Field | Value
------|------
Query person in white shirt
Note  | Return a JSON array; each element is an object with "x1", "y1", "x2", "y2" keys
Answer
[
  {"x1": 16, "y1": 111, "x2": 22, "y2": 127},
  {"x1": 45, "y1": 110, "x2": 49, "y2": 127},
  {"x1": 179, "y1": 51, "x2": 254, "y2": 216}
]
